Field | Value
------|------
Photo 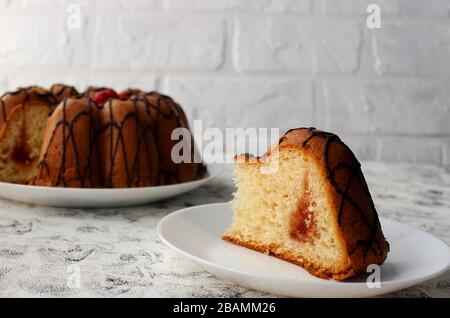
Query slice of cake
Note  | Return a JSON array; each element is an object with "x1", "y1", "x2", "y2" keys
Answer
[
  {"x1": 223, "y1": 128, "x2": 389, "y2": 280},
  {"x1": 0, "y1": 87, "x2": 54, "y2": 184}
]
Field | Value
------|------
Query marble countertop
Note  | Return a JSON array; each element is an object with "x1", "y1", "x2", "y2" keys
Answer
[{"x1": 0, "y1": 162, "x2": 449, "y2": 298}]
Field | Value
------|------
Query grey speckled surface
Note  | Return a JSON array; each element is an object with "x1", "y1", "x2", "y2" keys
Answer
[{"x1": 0, "y1": 162, "x2": 449, "y2": 298}]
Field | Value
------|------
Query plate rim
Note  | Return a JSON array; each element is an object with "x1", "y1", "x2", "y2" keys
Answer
[
  {"x1": 0, "y1": 163, "x2": 222, "y2": 193},
  {"x1": 157, "y1": 202, "x2": 450, "y2": 289}
]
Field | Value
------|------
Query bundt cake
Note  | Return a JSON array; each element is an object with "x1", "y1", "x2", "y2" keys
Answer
[
  {"x1": 0, "y1": 85, "x2": 206, "y2": 187},
  {"x1": 223, "y1": 128, "x2": 389, "y2": 280}
]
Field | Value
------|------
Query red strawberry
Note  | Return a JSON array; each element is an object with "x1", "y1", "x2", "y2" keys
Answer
[
  {"x1": 118, "y1": 92, "x2": 129, "y2": 99},
  {"x1": 93, "y1": 89, "x2": 119, "y2": 104}
]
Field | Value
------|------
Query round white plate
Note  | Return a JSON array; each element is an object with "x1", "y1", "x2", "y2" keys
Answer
[
  {"x1": 157, "y1": 202, "x2": 450, "y2": 298},
  {"x1": 0, "y1": 164, "x2": 222, "y2": 208}
]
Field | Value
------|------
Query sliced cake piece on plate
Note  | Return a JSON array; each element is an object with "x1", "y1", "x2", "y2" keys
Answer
[{"x1": 223, "y1": 127, "x2": 389, "y2": 280}]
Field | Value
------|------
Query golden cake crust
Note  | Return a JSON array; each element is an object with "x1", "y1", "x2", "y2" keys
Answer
[
  {"x1": 35, "y1": 92, "x2": 206, "y2": 188},
  {"x1": 222, "y1": 235, "x2": 356, "y2": 280},
  {"x1": 35, "y1": 97, "x2": 103, "y2": 187},
  {"x1": 138, "y1": 92, "x2": 206, "y2": 184},
  {"x1": 230, "y1": 127, "x2": 389, "y2": 280},
  {"x1": 50, "y1": 84, "x2": 79, "y2": 102}
]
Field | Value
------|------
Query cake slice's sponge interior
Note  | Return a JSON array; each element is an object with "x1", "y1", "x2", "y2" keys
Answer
[
  {"x1": 0, "y1": 103, "x2": 50, "y2": 184},
  {"x1": 224, "y1": 149, "x2": 351, "y2": 277}
]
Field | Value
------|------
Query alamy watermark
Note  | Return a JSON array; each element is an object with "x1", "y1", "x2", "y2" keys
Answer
[
  {"x1": 66, "y1": 3, "x2": 82, "y2": 30},
  {"x1": 171, "y1": 120, "x2": 281, "y2": 174},
  {"x1": 366, "y1": 264, "x2": 381, "y2": 288},
  {"x1": 366, "y1": 4, "x2": 381, "y2": 29},
  {"x1": 66, "y1": 264, "x2": 81, "y2": 289}
]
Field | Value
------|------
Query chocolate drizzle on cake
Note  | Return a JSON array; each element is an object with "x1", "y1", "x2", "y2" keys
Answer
[
  {"x1": 50, "y1": 84, "x2": 79, "y2": 102},
  {"x1": 36, "y1": 91, "x2": 205, "y2": 188},
  {"x1": 282, "y1": 127, "x2": 386, "y2": 257},
  {"x1": 37, "y1": 97, "x2": 94, "y2": 187}
]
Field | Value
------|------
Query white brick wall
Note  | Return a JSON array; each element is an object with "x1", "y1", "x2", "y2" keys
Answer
[
  {"x1": 0, "y1": 0, "x2": 449, "y2": 168},
  {"x1": 234, "y1": 18, "x2": 362, "y2": 73},
  {"x1": 165, "y1": 77, "x2": 313, "y2": 130}
]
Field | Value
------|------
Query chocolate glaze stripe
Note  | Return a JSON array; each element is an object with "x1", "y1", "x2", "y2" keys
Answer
[
  {"x1": 60, "y1": 98, "x2": 67, "y2": 186},
  {"x1": 299, "y1": 127, "x2": 383, "y2": 256},
  {"x1": 0, "y1": 99, "x2": 6, "y2": 123},
  {"x1": 71, "y1": 103, "x2": 101, "y2": 187},
  {"x1": 146, "y1": 93, "x2": 165, "y2": 184},
  {"x1": 50, "y1": 84, "x2": 79, "y2": 100},
  {"x1": 329, "y1": 162, "x2": 377, "y2": 231},
  {"x1": 100, "y1": 93, "x2": 174, "y2": 186},
  {"x1": 68, "y1": 112, "x2": 84, "y2": 187},
  {"x1": 56, "y1": 102, "x2": 94, "y2": 186},
  {"x1": 114, "y1": 92, "x2": 190, "y2": 186},
  {"x1": 36, "y1": 90, "x2": 205, "y2": 188},
  {"x1": 38, "y1": 97, "x2": 102, "y2": 187},
  {"x1": 141, "y1": 92, "x2": 186, "y2": 184},
  {"x1": 155, "y1": 93, "x2": 182, "y2": 184},
  {"x1": 132, "y1": 98, "x2": 141, "y2": 186},
  {"x1": 329, "y1": 163, "x2": 374, "y2": 228},
  {"x1": 107, "y1": 110, "x2": 136, "y2": 186},
  {"x1": 87, "y1": 99, "x2": 97, "y2": 187},
  {"x1": 337, "y1": 168, "x2": 355, "y2": 225},
  {"x1": 108, "y1": 98, "x2": 159, "y2": 186}
]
